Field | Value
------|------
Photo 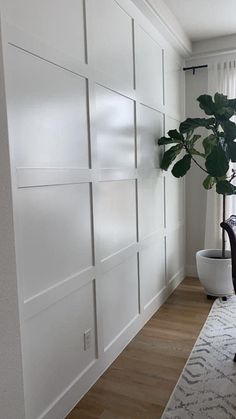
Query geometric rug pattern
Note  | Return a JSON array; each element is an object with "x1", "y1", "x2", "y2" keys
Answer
[{"x1": 161, "y1": 296, "x2": 236, "y2": 419}]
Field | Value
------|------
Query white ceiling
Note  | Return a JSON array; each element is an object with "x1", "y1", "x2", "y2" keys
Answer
[{"x1": 163, "y1": 0, "x2": 236, "y2": 41}]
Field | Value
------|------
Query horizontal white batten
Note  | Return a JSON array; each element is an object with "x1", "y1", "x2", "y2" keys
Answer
[
  {"x1": 16, "y1": 168, "x2": 164, "y2": 188},
  {"x1": 17, "y1": 168, "x2": 93, "y2": 188},
  {"x1": 98, "y1": 242, "x2": 138, "y2": 274},
  {"x1": 98, "y1": 169, "x2": 137, "y2": 182},
  {"x1": 5, "y1": 22, "x2": 88, "y2": 78},
  {"x1": 137, "y1": 167, "x2": 162, "y2": 178},
  {"x1": 139, "y1": 230, "x2": 165, "y2": 249},
  {"x1": 4, "y1": 23, "x2": 169, "y2": 114},
  {"x1": 23, "y1": 266, "x2": 95, "y2": 320},
  {"x1": 137, "y1": 96, "x2": 165, "y2": 114}
]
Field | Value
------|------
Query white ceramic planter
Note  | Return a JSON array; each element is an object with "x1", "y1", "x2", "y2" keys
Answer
[{"x1": 196, "y1": 249, "x2": 234, "y2": 297}]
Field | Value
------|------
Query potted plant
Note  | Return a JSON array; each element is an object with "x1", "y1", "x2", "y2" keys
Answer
[{"x1": 158, "y1": 93, "x2": 236, "y2": 297}]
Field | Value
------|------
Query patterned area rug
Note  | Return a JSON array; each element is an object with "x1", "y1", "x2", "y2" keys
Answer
[{"x1": 161, "y1": 296, "x2": 236, "y2": 419}]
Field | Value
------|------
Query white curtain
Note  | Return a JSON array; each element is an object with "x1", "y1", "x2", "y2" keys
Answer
[{"x1": 205, "y1": 60, "x2": 236, "y2": 249}]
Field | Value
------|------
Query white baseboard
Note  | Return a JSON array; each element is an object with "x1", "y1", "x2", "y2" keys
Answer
[{"x1": 42, "y1": 267, "x2": 185, "y2": 419}]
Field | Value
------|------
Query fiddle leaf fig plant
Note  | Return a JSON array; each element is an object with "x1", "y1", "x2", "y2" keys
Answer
[{"x1": 158, "y1": 93, "x2": 236, "y2": 258}]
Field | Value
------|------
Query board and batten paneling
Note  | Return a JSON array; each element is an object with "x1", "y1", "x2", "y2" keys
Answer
[
  {"x1": 0, "y1": 0, "x2": 185, "y2": 417},
  {"x1": 165, "y1": 116, "x2": 186, "y2": 284}
]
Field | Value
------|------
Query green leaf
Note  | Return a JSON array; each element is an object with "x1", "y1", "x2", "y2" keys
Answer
[
  {"x1": 190, "y1": 148, "x2": 205, "y2": 157},
  {"x1": 188, "y1": 134, "x2": 201, "y2": 149},
  {"x1": 217, "y1": 106, "x2": 234, "y2": 120},
  {"x1": 216, "y1": 180, "x2": 236, "y2": 195},
  {"x1": 221, "y1": 120, "x2": 236, "y2": 142},
  {"x1": 228, "y1": 98, "x2": 236, "y2": 110},
  {"x1": 202, "y1": 134, "x2": 217, "y2": 157},
  {"x1": 158, "y1": 136, "x2": 178, "y2": 145},
  {"x1": 228, "y1": 141, "x2": 236, "y2": 162},
  {"x1": 171, "y1": 154, "x2": 191, "y2": 178},
  {"x1": 190, "y1": 134, "x2": 201, "y2": 144},
  {"x1": 167, "y1": 129, "x2": 183, "y2": 142},
  {"x1": 203, "y1": 175, "x2": 216, "y2": 190},
  {"x1": 179, "y1": 117, "x2": 215, "y2": 133},
  {"x1": 214, "y1": 92, "x2": 228, "y2": 108},
  {"x1": 197, "y1": 94, "x2": 215, "y2": 115},
  {"x1": 160, "y1": 144, "x2": 183, "y2": 171},
  {"x1": 205, "y1": 145, "x2": 229, "y2": 177}
]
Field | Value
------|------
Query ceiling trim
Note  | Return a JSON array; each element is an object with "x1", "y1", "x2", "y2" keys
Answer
[
  {"x1": 192, "y1": 34, "x2": 236, "y2": 58},
  {"x1": 131, "y1": 0, "x2": 192, "y2": 56}
]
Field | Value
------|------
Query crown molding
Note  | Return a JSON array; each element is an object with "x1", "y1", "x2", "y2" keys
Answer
[
  {"x1": 131, "y1": 0, "x2": 192, "y2": 56},
  {"x1": 191, "y1": 34, "x2": 236, "y2": 59}
]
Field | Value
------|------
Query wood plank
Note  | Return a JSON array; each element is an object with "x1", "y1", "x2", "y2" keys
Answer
[{"x1": 66, "y1": 277, "x2": 212, "y2": 418}]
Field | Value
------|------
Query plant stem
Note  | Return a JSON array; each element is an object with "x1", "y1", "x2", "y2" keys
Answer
[
  {"x1": 222, "y1": 194, "x2": 226, "y2": 258},
  {"x1": 229, "y1": 169, "x2": 236, "y2": 183},
  {"x1": 184, "y1": 145, "x2": 209, "y2": 174}
]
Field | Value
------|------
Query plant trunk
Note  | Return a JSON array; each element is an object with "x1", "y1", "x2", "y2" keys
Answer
[{"x1": 222, "y1": 194, "x2": 226, "y2": 258}]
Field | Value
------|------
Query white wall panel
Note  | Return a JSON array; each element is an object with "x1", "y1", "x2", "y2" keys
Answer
[
  {"x1": 0, "y1": 0, "x2": 85, "y2": 63},
  {"x1": 7, "y1": 46, "x2": 89, "y2": 169},
  {"x1": 166, "y1": 227, "x2": 185, "y2": 282},
  {"x1": 96, "y1": 180, "x2": 137, "y2": 259},
  {"x1": 138, "y1": 174, "x2": 164, "y2": 240},
  {"x1": 0, "y1": 0, "x2": 186, "y2": 417},
  {"x1": 95, "y1": 85, "x2": 135, "y2": 168},
  {"x1": 137, "y1": 104, "x2": 163, "y2": 169},
  {"x1": 17, "y1": 184, "x2": 93, "y2": 300},
  {"x1": 165, "y1": 173, "x2": 185, "y2": 230},
  {"x1": 164, "y1": 116, "x2": 185, "y2": 230},
  {"x1": 86, "y1": 0, "x2": 134, "y2": 93},
  {"x1": 165, "y1": 115, "x2": 179, "y2": 136},
  {"x1": 101, "y1": 256, "x2": 139, "y2": 350},
  {"x1": 23, "y1": 281, "x2": 96, "y2": 419},
  {"x1": 135, "y1": 24, "x2": 163, "y2": 110},
  {"x1": 140, "y1": 238, "x2": 165, "y2": 308},
  {"x1": 165, "y1": 51, "x2": 183, "y2": 120}
]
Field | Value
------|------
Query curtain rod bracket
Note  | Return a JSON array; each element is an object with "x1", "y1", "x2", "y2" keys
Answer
[{"x1": 183, "y1": 64, "x2": 208, "y2": 75}]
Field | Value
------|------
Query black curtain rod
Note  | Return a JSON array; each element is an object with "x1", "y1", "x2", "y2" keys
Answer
[{"x1": 183, "y1": 64, "x2": 208, "y2": 75}]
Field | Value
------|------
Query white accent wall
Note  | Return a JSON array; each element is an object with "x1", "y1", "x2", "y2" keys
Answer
[{"x1": 0, "y1": 1, "x2": 186, "y2": 418}]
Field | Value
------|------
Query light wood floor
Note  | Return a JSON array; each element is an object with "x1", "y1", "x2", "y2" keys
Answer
[{"x1": 66, "y1": 278, "x2": 213, "y2": 419}]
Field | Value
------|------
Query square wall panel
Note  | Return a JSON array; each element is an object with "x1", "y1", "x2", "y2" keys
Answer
[
  {"x1": 17, "y1": 184, "x2": 93, "y2": 300},
  {"x1": 23, "y1": 281, "x2": 96, "y2": 419},
  {"x1": 95, "y1": 85, "x2": 135, "y2": 168},
  {"x1": 7, "y1": 46, "x2": 89, "y2": 168},
  {"x1": 165, "y1": 115, "x2": 179, "y2": 136},
  {"x1": 2, "y1": 0, "x2": 85, "y2": 63},
  {"x1": 86, "y1": 0, "x2": 133, "y2": 93},
  {"x1": 164, "y1": 52, "x2": 184, "y2": 121},
  {"x1": 96, "y1": 181, "x2": 137, "y2": 260},
  {"x1": 101, "y1": 255, "x2": 139, "y2": 350},
  {"x1": 137, "y1": 104, "x2": 163, "y2": 169},
  {"x1": 140, "y1": 237, "x2": 165, "y2": 308},
  {"x1": 135, "y1": 25, "x2": 163, "y2": 110},
  {"x1": 165, "y1": 172, "x2": 185, "y2": 230},
  {"x1": 166, "y1": 226, "x2": 185, "y2": 283},
  {"x1": 138, "y1": 174, "x2": 164, "y2": 240}
]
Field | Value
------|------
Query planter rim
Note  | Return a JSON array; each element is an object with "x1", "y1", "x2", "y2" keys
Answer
[{"x1": 196, "y1": 248, "x2": 231, "y2": 260}]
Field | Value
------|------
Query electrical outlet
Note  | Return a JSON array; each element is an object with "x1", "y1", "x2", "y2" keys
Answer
[{"x1": 84, "y1": 329, "x2": 92, "y2": 351}]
